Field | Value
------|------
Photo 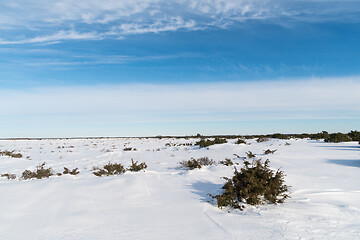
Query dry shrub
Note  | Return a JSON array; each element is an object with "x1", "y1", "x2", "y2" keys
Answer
[
  {"x1": 235, "y1": 139, "x2": 246, "y2": 144},
  {"x1": 246, "y1": 151, "x2": 256, "y2": 159},
  {"x1": 256, "y1": 137, "x2": 270, "y2": 143},
  {"x1": 123, "y1": 147, "x2": 137, "y2": 151},
  {"x1": 21, "y1": 162, "x2": 54, "y2": 180},
  {"x1": 195, "y1": 138, "x2": 227, "y2": 148},
  {"x1": 128, "y1": 159, "x2": 147, "y2": 172},
  {"x1": 264, "y1": 149, "x2": 277, "y2": 155},
  {"x1": 180, "y1": 157, "x2": 216, "y2": 170},
  {"x1": 1, "y1": 173, "x2": 16, "y2": 180},
  {"x1": 0, "y1": 150, "x2": 23, "y2": 158},
  {"x1": 63, "y1": 167, "x2": 80, "y2": 175},
  {"x1": 93, "y1": 163, "x2": 125, "y2": 177},
  {"x1": 219, "y1": 158, "x2": 234, "y2": 166}
]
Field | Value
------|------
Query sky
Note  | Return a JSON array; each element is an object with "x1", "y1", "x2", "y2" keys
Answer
[{"x1": 1, "y1": 0, "x2": 360, "y2": 138}]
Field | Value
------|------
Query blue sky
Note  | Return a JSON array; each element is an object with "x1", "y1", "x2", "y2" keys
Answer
[{"x1": 1, "y1": 0, "x2": 360, "y2": 137}]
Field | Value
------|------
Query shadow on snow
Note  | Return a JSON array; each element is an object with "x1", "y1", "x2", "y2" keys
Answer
[
  {"x1": 190, "y1": 181, "x2": 223, "y2": 204},
  {"x1": 327, "y1": 159, "x2": 360, "y2": 168}
]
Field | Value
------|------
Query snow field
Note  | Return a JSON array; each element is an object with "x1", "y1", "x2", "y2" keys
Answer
[{"x1": 0, "y1": 138, "x2": 359, "y2": 239}]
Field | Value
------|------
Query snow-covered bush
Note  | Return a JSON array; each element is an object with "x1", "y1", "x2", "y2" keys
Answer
[
  {"x1": 219, "y1": 158, "x2": 234, "y2": 166},
  {"x1": 93, "y1": 163, "x2": 125, "y2": 177},
  {"x1": 246, "y1": 151, "x2": 256, "y2": 158},
  {"x1": 127, "y1": 159, "x2": 147, "y2": 172},
  {"x1": 123, "y1": 147, "x2": 137, "y2": 151},
  {"x1": 180, "y1": 157, "x2": 216, "y2": 170},
  {"x1": 0, "y1": 150, "x2": 22, "y2": 158},
  {"x1": 195, "y1": 138, "x2": 227, "y2": 148},
  {"x1": 256, "y1": 137, "x2": 270, "y2": 143},
  {"x1": 21, "y1": 162, "x2": 54, "y2": 180},
  {"x1": 212, "y1": 159, "x2": 289, "y2": 209},
  {"x1": 264, "y1": 149, "x2": 277, "y2": 155},
  {"x1": 1, "y1": 173, "x2": 16, "y2": 180},
  {"x1": 63, "y1": 167, "x2": 80, "y2": 175},
  {"x1": 235, "y1": 139, "x2": 246, "y2": 144}
]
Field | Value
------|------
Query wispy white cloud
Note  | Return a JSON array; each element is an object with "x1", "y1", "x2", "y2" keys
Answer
[
  {"x1": 0, "y1": 0, "x2": 359, "y2": 44},
  {"x1": 0, "y1": 30, "x2": 101, "y2": 45},
  {"x1": 117, "y1": 17, "x2": 197, "y2": 35},
  {"x1": 1, "y1": 51, "x2": 200, "y2": 67}
]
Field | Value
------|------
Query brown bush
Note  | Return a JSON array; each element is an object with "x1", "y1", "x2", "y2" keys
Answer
[
  {"x1": 1, "y1": 173, "x2": 16, "y2": 180},
  {"x1": 63, "y1": 167, "x2": 80, "y2": 175},
  {"x1": 93, "y1": 163, "x2": 125, "y2": 177},
  {"x1": 219, "y1": 158, "x2": 234, "y2": 166},
  {"x1": 127, "y1": 159, "x2": 147, "y2": 172},
  {"x1": 21, "y1": 162, "x2": 54, "y2": 180},
  {"x1": 235, "y1": 139, "x2": 247, "y2": 144},
  {"x1": 0, "y1": 150, "x2": 22, "y2": 158},
  {"x1": 264, "y1": 149, "x2": 277, "y2": 155},
  {"x1": 180, "y1": 157, "x2": 216, "y2": 170}
]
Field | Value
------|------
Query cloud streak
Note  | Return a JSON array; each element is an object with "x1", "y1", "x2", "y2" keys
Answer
[
  {"x1": 1, "y1": 0, "x2": 360, "y2": 44},
  {"x1": 0, "y1": 30, "x2": 101, "y2": 45}
]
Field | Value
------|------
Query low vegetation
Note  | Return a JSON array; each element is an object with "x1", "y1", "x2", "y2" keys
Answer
[
  {"x1": 246, "y1": 151, "x2": 256, "y2": 159},
  {"x1": 93, "y1": 163, "x2": 125, "y2": 177},
  {"x1": 270, "y1": 133, "x2": 290, "y2": 140},
  {"x1": 63, "y1": 167, "x2": 80, "y2": 175},
  {"x1": 1, "y1": 173, "x2": 16, "y2": 180},
  {"x1": 180, "y1": 157, "x2": 216, "y2": 170},
  {"x1": 264, "y1": 149, "x2": 277, "y2": 155},
  {"x1": 127, "y1": 159, "x2": 147, "y2": 172},
  {"x1": 212, "y1": 159, "x2": 290, "y2": 209},
  {"x1": 195, "y1": 138, "x2": 227, "y2": 148},
  {"x1": 235, "y1": 139, "x2": 246, "y2": 144},
  {"x1": 324, "y1": 132, "x2": 352, "y2": 143},
  {"x1": 219, "y1": 158, "x2": 234, "y2": 166},
  {"x1": 21, "y1": 162, "x2": 54, "y2": 180},
  {"x1": 0, "y1": 150, "x2": 23, "y2": 158},
  {"x1": 256, "y1": 137, "x2": 270, "y2": 143},
  {"x1": 123, "y1": 147, "x2": 137, "y2": 151}
]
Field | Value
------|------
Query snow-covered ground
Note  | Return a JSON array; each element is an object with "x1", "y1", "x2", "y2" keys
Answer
[{"x1": 0, "y1": 137, "x2": 359, "y2": 239}]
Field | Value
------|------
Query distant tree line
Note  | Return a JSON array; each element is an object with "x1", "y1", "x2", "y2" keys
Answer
[{"x1": 154, "y1": 130, "x2": 360, "y2": 143}]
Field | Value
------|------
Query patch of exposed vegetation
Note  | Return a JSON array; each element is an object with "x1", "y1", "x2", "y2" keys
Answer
[
  {"x1": 0, "y1": 150, "x2": 23, "y2": 158},
  {"x1": 270, "y1": 133, "x2": 289, "y2": 140},
  {"x1": 235, "y1": 139, "x2": 246, "y2": 144},
  {"x1": 93, "y1": 163, "x2": 125, "y2": 177},
  {"x1": 264, "y1": 149, "x2": 277, "y2": 155},
  {"x1": 63, "y1": 167, "x2": 80, "y2": 175},
  {"x1": 256, "y1": 137, "x2": 270, "y2": 143},
  {"x1": 1, "y1": 173, "x2": 16, "y2": 180},
  {"x1": 180, "y1": 157, "x2": 216, "y2": 170},
  {"x1": 219, "y1": 158, "x2": 234, "y2": 166},
  {"x1": 21, "y1": 162, "x2": 54, "y2": 180},
  {"x1": 195, "y1": 138, "x2": 227, "y2": 148},
  {"x1": 123, "y1": 147, "x2": 137, "y2": 151},
  {"x1": 127, "y1": 159, "x2": 147, "y2": 172},
  {"x1": 348, "y1": 130, "x2": 360, "y2": 142},
  {"x1": 325, "y1": 133, "x2": 352, "y2": 143},
  {"x1": 212, "y1": 159, "x2": 290, "y2": 209},
  {"x1": 246, "y1": 151, "x2": 256, "y2": 159}
]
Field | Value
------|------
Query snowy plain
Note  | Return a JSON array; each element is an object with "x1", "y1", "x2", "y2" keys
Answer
[{"x1": 0, "y1": 137, "x2": 359, "y2": 240}]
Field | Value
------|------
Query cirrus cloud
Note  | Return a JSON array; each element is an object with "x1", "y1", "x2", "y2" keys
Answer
[{"x1": 1, "y1": 0, "x2": 360, "y2": 44}]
